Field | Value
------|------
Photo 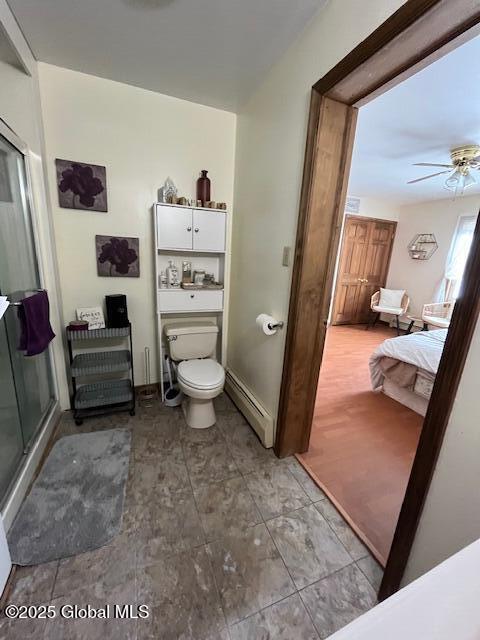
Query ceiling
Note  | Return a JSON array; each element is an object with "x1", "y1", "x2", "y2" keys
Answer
[
  {"x1": 7, "y1": 0, "x2": 326, "y2": 111},
  {"x1": 348, "y1": 34, "x2": 480, "y2": 204}
]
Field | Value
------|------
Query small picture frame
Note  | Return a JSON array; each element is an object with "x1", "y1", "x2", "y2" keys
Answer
[{"x1": 76, "y1": 306, "x2": 105, "y2": 330}]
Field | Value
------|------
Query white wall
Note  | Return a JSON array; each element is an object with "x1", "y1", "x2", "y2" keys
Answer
[
  {"x1": 38, "y1": 63, "x2": 236, "y2": 384},
  {"x1": 228, "y1": 0, "x2": 404, "y2": 420},
  {"x1": 354, "y1": 196, "x2": 401, "y2": 221},
  {"x1": 387, "y1": 195, "x2": 480, "y2": 317}
]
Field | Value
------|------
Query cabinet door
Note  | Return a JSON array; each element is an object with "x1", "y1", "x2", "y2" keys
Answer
[
  {"x1": 156, "y1": 206, "x2": 193, "y2": 250},
  {"x1": 192, "y1": 210, "x2": 226, "y2": 252}
]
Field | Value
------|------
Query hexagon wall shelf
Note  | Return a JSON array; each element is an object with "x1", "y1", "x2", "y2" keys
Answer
[{"x1": 408, "y1": 233, "x2": 438, "y2": 260}]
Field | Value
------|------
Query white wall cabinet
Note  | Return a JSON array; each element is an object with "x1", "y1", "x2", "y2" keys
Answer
[
  {"x1": 156, "y1": 205, "x2": 226, "y2": 253},
  {"x1": 156, "y1": 206, "x2": 193, "y2": 250},
  {"x1": 154, "y1": 202, "x2": 230, "y2": 401},
  {"x1": 193, "y1": 210, "x2": 226, "y2": 252}
]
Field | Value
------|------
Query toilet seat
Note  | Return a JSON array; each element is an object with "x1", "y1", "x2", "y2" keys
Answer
[{"x1": 177, "y1": 358, "x2": 225, "y2": 390}]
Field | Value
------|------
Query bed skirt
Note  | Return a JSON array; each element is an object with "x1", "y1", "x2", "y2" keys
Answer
[{"x1": 382, "y1": 378, "x2": 429, "y2": 417}]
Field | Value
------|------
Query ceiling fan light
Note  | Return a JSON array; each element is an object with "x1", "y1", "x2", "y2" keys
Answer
[
  {"x1": 463, "y1": 170, "x2": 476, "y2": 188},
  {"x1": 445, "y1": 168, "x2": 476, "y2": 196},
  {"x1": 445, "y1": 170, "x2": 461, "y2": 190}
]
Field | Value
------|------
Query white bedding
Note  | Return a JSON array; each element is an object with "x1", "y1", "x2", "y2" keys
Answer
[{"x1": 369, "y1": 329, "x2": 447, "y2": 390}]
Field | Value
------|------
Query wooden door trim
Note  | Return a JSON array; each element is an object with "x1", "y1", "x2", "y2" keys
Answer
[
  {"x1": 276, "y1": 96, "x2": 357, "y2": 455},
  {"x1": 314, "y1": 0, "x2": 480, "y2": 106},
  {"x1": 274, "y1": 0, "x2": 480, "y2": 600}
]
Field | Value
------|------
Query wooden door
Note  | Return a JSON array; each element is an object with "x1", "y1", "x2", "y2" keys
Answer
[
  {"x1": 332, "y1": 216, "x2": 396, "y2": 325},
  {"x1": 358, "y1": 219, "x2": 397, "y2": 322}
]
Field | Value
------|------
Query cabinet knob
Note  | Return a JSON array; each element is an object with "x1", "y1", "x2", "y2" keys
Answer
[
  {"x1": 187, "y1": 226, "x2": 192, "y2": 231},
  {"x1": 194, "y1": 228, "x2": 199, "y2": 233},
  {"x1": 190, "y1": 294, "x2": 195, "y2": 298}
]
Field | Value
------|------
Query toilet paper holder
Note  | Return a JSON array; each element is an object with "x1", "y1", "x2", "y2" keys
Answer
[
  {"x1": 267, "y1": 320, "x2": 284, "y2": 330},
  {"x1": 256, "y1": 313, "x2": 284, "y2": 335}
]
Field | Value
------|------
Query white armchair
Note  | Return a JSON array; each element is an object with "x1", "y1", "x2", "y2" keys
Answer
[
  {"x1": 421, "y1": 301, "x2": 453, "y2": 329},
  {"x1": 367, "y1": 289, "x2": 410, "y2": 335}
]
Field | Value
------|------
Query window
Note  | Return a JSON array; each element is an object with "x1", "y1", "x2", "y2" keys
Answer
[{"x1": 443, "y1": 215, "x2": 477, "y2": 301}]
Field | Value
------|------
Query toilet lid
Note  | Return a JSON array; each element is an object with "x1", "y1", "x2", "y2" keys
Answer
[{"x1": 177, "y1": 359, "x2": 225, "y2": 390}]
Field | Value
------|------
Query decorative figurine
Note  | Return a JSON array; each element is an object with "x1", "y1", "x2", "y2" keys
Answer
[{"x1": 163, "y1": 177, "x2": 178, "y2": 204}]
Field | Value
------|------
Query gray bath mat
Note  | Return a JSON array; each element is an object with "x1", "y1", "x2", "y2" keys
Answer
[{"x1": 8, "y1": 428, "x2": 131, "y2": 566}]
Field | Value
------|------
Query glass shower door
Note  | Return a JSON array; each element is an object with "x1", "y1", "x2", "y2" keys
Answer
[
  {"x1": 0, "y1": 131, "x2": 55, "y2": 500},
  {"x1": 0, "y1": 322, "x2": 24, "y2": 499}
]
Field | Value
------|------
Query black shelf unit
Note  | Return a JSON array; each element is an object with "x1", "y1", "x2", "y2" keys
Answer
[{"x1": 67, "y1": 325, "x2": 135, "y2": 425}]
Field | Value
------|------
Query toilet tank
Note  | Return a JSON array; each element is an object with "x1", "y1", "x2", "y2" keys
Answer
[{"x1": 164, "y1": 322, "x2": 219, "y2": 361}]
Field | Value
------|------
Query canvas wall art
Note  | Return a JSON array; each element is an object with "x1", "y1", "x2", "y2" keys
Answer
[
  {"x1": 56, "y1": 159, "x2": 108, "y2": 212},
  {"x1": 96, "y1": 235, "x2": 140, "y2": 278}
]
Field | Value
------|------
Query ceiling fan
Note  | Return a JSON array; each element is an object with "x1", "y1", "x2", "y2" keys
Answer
[{"x1": 408, "y1": 144, "x2": 480, "y2": 195}]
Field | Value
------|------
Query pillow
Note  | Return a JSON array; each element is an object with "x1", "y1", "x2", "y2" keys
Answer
[{"x1": 379, "y1": 288, "x2": 405, "y2": 309}]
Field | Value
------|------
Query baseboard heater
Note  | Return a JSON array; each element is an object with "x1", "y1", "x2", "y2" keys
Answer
[{"x1": 224, "y1": 369, "x2": 274, "y2": 448}]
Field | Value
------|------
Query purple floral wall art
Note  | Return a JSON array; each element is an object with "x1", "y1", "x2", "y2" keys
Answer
[
  {"x1": 96, "y1": 235, "x2": 140, "y2": 278},
  {"x1": 56, "y1": 159, "x2": 108, "y2": 212}
]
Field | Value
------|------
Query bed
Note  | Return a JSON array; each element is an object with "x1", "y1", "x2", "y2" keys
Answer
[{"x1": 369, "y1": 329, "x2": 447, "y2": 416}]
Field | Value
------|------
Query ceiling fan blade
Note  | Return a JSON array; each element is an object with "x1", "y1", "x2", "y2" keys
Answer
[
  {"x1": 407, "y1": 170, "x2": 452, "y2": 184},
  {"x1": 413, "y1": 162, "x2": 454, "y2": 168}
]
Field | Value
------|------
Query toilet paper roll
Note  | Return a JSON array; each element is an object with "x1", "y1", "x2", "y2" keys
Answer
[{"x1": 256, "y1": 314, "x2": 278, "y2": 336}]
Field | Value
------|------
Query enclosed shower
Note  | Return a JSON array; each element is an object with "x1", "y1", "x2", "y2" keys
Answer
[{"x1": 0, "y1": 130, "x2": 56, "y2": 507}]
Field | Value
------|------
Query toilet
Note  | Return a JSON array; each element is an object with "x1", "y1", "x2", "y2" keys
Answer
[{"x1": 164, "y1": 321, "x2": 225, "y2": 429}]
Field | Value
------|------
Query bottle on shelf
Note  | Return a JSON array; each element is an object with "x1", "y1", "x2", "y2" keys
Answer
[
  {"x1": 182, "y1": 261, "x2": 192, "y2": 284},
  {"x1": 159, "y1": 271, "x2": 168, "y2": 289},
  {"x1": 166, "y1": 260, "x2": 180, "y2": 288},
  {"x1": 196, "y1": 170, "x2": 211, "y2": 206}
]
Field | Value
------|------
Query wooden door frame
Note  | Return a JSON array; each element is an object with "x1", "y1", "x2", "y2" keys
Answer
[
  {"x1": 331, "y1": 215, "x2": 397, "y2": 325},
  {"x1": 274, "y1": 0, "x2": 480, "y2": 600}
]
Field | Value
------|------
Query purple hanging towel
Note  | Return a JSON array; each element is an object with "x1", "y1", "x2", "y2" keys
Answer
[{"x1": 17, "y1": 290, "x2": 56, "y2": 356}]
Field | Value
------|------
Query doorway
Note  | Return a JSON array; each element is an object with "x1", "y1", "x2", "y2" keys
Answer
[{"x1": 274, "y1": 0, "x2": 480, "y2": 599}]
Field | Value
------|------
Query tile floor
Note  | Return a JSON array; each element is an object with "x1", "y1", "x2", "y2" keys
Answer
[{"x1": 0, "y1": 393, "x2": 383, "y2": 639}]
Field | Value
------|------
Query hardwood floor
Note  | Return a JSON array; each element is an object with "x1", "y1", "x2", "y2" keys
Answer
[{"x1": 298, "y1": 324, "x2": 423, "y2": 566}]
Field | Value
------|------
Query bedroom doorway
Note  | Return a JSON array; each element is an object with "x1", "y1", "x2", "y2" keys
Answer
[
  {"x1": 274, "y1": 0, "x2": 480, "y2": 601},
  {"x1": 293, "y1": 34, "x2": 478, "y2": 578}
]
